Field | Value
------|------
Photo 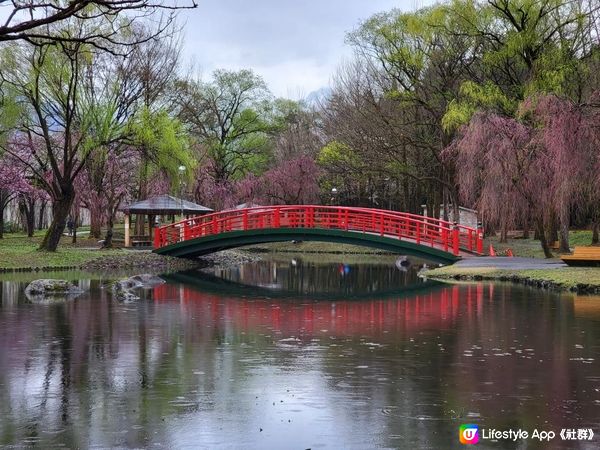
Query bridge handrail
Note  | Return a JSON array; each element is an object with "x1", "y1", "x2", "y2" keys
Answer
[
  {"x1": 217, "y1": 205, "x2": 476, "y2": 236},
  {"x1": 154, "y1": 205, "x2": 483, "y2": 256}
]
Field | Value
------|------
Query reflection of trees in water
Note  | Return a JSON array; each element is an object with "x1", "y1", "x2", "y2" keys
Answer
[
  {"x1": 212, "y1": 258, "x2": 425, "y2": 295},
  {"x1": 0, "y1": 278, "x2": 598, "y2": 447}
]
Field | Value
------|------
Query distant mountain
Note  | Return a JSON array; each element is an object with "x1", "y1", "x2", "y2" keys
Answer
[{"x1": 304, "y1": 87, "x2": 332, "y2": 107}]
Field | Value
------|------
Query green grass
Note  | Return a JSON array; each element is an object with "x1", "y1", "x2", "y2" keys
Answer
[
  {"x1": 244, "y1": 241, "x2": 393, "y2": 254},
  {"x1": 259, "y1": 251, "x2": 400, "y2": 265},
  {"x1": 0, "y1": 232, "x2": 116, "y2": 271},
  {"x1": 519, "y1": 268, "x2": 600, "y2": 289},
  {"x1": 424, "y1": 265, "x2": 600, "y2": 291},
  {"x1": 485, "y1": 230, "x2": 595, "y2": 258}
]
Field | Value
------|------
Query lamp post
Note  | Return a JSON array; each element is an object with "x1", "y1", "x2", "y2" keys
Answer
[
  {"x1": 178, "y1": 165, "x2": 186, "y2": 219},
  {"x1": 330, "y1": 187, "x2": 338, "y2": 206}
]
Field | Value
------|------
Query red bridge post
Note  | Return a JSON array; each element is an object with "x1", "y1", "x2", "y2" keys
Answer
[
  {"x1": 476, "y1": 222, "x2": 484, "y2": 254},
  {"x1": 452, "y1": 223, "x2": 459, "y2": 256},
  {"x1": 442, "y1": 227, "x2": 448, "y2": 252},
  {"x1": 274, "y1": 208, "x2": 281, "y2": 228},
  {"x1": 154, "y1": 228, "x2": 161, "y2": 248}
]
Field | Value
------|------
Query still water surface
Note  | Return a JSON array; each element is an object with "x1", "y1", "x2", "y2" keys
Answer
[{"x1": 0, "y1": 256, "x2": 599, "y2": 449}]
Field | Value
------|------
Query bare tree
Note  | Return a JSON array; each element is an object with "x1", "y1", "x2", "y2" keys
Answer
[{"x1": 0, "y1": 0, "x2": 195, "y2": 51}]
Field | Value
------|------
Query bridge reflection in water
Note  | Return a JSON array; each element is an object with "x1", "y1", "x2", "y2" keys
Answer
[
  {"x1": 2, "y1": 271, "x2": 600, "y2": 449},
  {"x1": 150, "y1": 282, "x2": 490, "y2": 338}
]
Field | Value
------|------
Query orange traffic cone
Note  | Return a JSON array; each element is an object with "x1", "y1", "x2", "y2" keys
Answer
[
  {"x1": 506, "y1": 248, "x2": 513, "y2": 257},
  {"x1": 489, "y1": 245, "x2": 496, "y2": 256}
]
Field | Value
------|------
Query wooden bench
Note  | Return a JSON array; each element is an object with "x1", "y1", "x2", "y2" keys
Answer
[
  {"x1": 131, "y1": 235, "x2": 152, "y2": 247},
  {"x1": 561, "y1": 246, "x2": 600, "y2": 266}
]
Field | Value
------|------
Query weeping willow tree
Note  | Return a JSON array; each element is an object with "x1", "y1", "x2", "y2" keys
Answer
[{"x1": 128, "y1": 107, "x2": 196, "y2": 235}]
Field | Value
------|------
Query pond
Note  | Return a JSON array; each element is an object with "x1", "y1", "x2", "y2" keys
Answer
[{"x1": 0, "y1": 255, "x2": 599, "y2": 449}]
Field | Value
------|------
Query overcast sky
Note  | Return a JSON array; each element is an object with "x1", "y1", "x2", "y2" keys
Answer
[{"x1": 182, "y1": 0, "x2": 425, "y2": 98}]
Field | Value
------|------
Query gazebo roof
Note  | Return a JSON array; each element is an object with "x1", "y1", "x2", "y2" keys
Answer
[{"x1": 121, "y1": 195, "x2": 213, "y2": 215}]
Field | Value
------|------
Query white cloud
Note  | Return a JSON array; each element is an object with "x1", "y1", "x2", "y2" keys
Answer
[{"x1": 180, "y1": 0, "x2": 422, "y2": 97}]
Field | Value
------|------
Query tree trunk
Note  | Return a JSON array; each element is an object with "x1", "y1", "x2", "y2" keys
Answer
[
  {"x1": 19, "y1": 197, "x2": 36, "y2": 237},
  {"x1": 0, "y1": 206, "x2": 4, "y2": 239},
  {"x1": 500, "y1": 222, "x2": 508, "y2": 243},
  {"x1": 558, "y1": 222, "x2": 569, "y2": 253},
  {"x1": 102, "y1": 200, "x2": 124, "y2": 249},
  {"x1": 402, "y1": 176, "x2": 410, "y2": 212},
  {"x1": 148, "y1": 214, "x2": 155, "y2": 239},
  {"x1": 38, "y1": 200, "x2": 47, "y2": 230},
  {"x1": 558, "y1": 205, "x2": 570, "y2": 253},
  {"x1": 25, "y1": 203, "x2": 35, "y2": 237},
  {"x1": 103, "y1": 216, "x2": 115, "y2": 248},
  {"x1": 450, "y1": 190, "x2": 460, "y2": 224},
  {"x1": 442, "y1": 187, "x2": 449, "y2": 222},
  {"x1": 593, "y1": 221, "x2": 599, "y2": 245},
  {"x1": 89, "y1": 211, "x2": 102, "y2": 239},
  {"x1": 71, "y1": 206, "x2": 79, "y2": 244},
  {"x1": 0, "y1": 190, "x2": 13, "y2": 239},
  {"x1": 536, "y1": 219, "x2": 554, "y2": 259},
  {"x1": 135, "y1": 160, "x2": 149, "y2": 235},
  {"x1": 549, "y1": 215, "x2": 559, "y2": 244},
  {"x1": 39, "y1": 188, "x2": 75, "y2": 252},
  {"x1": 0, "y1": 194, "x2": 7, "y2": 239}
]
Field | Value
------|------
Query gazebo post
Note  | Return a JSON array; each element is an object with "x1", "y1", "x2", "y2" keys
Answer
[{"x1": 124, "y1": 213, "x2": 131, "y2": 247}]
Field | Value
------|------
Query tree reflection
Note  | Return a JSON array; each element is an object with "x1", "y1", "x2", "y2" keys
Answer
[{"x1": 0, "y1": 276, "x2": 598, "y2": 448}]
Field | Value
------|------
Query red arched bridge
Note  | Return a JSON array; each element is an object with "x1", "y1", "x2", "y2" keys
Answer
[{"x1": 153, "y1": 205, "x2": 483, "y2": 264}]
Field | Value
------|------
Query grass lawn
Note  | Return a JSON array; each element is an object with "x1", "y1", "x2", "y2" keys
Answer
[
  {"x1": 0, "y1": 231, "x2": 115, "y2": 271},
  {"x1": 425, "y1": 230, "x2": 600, "y2": 292},
  {"x1": 484, "y1": 230, "x2": 595, "y2": 258},
  {"x1": 424, "y1": 265, "x2": 600, "y2": 289},
  {"x1": 245, "y1": 241, "x2": 393, "y2": 254}
]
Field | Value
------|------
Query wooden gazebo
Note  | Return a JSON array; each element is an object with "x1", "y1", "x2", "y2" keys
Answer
[{"x1": 120, "y1": 194, "x2": 213, "y2": 247}]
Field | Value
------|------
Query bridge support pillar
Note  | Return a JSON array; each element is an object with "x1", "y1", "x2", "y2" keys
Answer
[{"x1": 453, "y1": 223, "x2": 460, "y2": 256}]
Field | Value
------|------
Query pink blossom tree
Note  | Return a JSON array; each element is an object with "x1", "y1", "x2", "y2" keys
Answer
[
  {"x1": 0, "y1": 154, "x2": 33, "y2": 238},
  {"x1": 77, "y1": 148, "x2": 139, "y2": 247},
  {"x1": 521, "y1": 95, "x2": 600, "y2": 252},
  {"x1": 193, "y1": 163, "x2": 237, "y2": 211},
  {"x1": 447, "y1": 112, "x2": 546, "y2": 246},
  {"x1": 18, "y1": 186, "x2": 49, "y2": 238},
  {"x1": 449, "y1": 94, "x2": 600, "y2": 257},
  {"x1": 261, "y1": 156, "x2": 321, "y2": 205}
]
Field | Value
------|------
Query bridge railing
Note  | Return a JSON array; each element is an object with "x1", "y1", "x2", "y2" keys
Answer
[{"x1": 154, "y1": 205, "x2": 483, "y2": 256}]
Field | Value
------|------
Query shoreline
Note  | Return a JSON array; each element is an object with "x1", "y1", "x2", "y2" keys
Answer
[
  {"x1": 0, "y1": 248, "x2": 262, "y2": 275},
  {"x1": 0, "y1": 251, "x2": 204, "y2": 274},
  {"x1": 422, "y1": 257, "x2": 600, "y2": 294},
  {"x1": 3, "y1": 235, "x2": 600, "y2": 295},
  {"x1": 0, "y1": 236, "x2": 390, "y2": 274}
]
